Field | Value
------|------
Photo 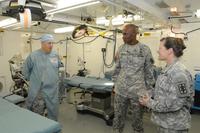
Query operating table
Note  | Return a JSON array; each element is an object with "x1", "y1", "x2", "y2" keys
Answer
[
  {"x1": 0, "y1": 98, "x2": 61, "y2": 133},
  {"x1": 64, "y1": 76, "x2": 114, "y2": 126}
]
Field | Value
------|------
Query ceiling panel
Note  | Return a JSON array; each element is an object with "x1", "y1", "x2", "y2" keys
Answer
[{"x1": 1, "y1": 0, "x2": 199, "y2": 33}]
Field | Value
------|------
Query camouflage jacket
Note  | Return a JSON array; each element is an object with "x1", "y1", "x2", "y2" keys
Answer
[
  {"x1": 112, "y1": 42, "x2": 155, "y2": 98},
  {"x1": 147, "y1": 60, "x2": 194, "y2": 130}
]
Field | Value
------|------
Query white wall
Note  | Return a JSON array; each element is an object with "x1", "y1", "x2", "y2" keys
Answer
[
  {"x1": 66, "y1": 34, "x2": 123, "y2": 77},
  {"x1": 179, "y1": 23, "x2": 200, "y2": 76},
  {"x1": 138, "y1": 32, "x2": 162, "y2": 66},
  {"x1": 66, "y1": 27, "x2": 200, "y2": 77},
  {"x1": 0, "y1": 31, "x2": 22, "y2": 90},
  {"x1": 66, "y1": 32, "x2": 163, "y2": 77},
  {"x1": 1, "y1": 24, "x2": 200, "y2": 92},
  {"x1": 158, "y1": 23, "x2": 200, "y2": 76}
]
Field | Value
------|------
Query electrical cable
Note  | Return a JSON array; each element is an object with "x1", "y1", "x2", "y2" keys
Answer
[
  {"x1": 71, "y1": 35, "x2": 99, "y2": 44},
  {"x1": 102, "y1": 30, "x2": 117, "y2": 68},
  {"x1": 171, "y1": 25, "x2": 200, "y2": 40},
  {"x1": 171, "y1": 26, "x2": 186, "y2": 35}
]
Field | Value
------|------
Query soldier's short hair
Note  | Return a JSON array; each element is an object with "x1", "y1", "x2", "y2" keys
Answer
[{"x1": 124, "y1": 24, "x2": 139, "y2": 34}]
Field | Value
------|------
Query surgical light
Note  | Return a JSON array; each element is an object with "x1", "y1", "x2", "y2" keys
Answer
[
  {"x1": 54, "y1": 26, "x2": 75, "y2": 33},
  {"x1": 72, "y1": 25, "x2": 88, "y2": 38},
  {"x1": 0, "y1": 18, "x2": 18, "y2": 28},
  {"x1": 46, "y1": 0, "x2": 100, "y2": 15}
]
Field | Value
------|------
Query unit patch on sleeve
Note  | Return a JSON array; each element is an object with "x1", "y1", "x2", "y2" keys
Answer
[{"x1": 177, "y1": 83, "x2": 187, "y2": 95}]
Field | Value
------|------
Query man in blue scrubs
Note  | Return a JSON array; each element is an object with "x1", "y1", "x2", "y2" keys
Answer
[{"x1": 23, "y1": 34, "x2": 61, "y2": 121}]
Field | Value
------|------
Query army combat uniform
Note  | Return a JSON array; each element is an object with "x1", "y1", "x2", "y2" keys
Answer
[
  {"x1": 30, "y1": 91, "x2": 46, "y2": 116},
  {"x1": 112, "y1": 43, "x2": 155, "y2": 133},
  {"x1": 146, "y1": 60, "x2": 194, "y2": 133}
]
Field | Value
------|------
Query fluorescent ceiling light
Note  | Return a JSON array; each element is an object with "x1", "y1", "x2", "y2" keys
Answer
[
  {"x1": 123, "y1": 14, "x2": 133, "y2": 22},
  {"x1": 112, "y1": 15, "x2": 124, "y2": 26},
  {"x1": 46, "y1": 0, "x2": 100, "y2": 15},
  {"x1": 97, "y1": 15, "x2": 133, "y2": 26},
  {"x1": 96, "y1": 17, "x2": 109, "y2": 25},
  {"x1": 170, "y1": 7, "x2": 177, "y2": 12},
  {"x1": 0, "y1": 18, "x2": 18, "y2": 27},
  {"x1": 104, "y1": 82, "x2": 114, "y2": 86},
  {"x1": 133, "y1": 14, "x2": 144, "y2": 21},
  {"x1": 195, "y1": 9, "x2": 200, "y2": 18},
  {"x1": 2, "y1": 22, "x2": 20, "y2": 28},
  {"x1": 97, "y1": 14, "x2": 136, "y2": 26},
  {"x1": 57, "y1": 0, "x2": 94, "y2": 8},
  {"x1": 54, "y1": 26, "x2": 75, "y2": 33},
  {"x1": 40, "y1": 2, "x2": 57, "y2": 8}
]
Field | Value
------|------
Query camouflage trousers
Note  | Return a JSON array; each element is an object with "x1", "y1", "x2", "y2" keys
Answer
[
  {"x1": 157, "y1": 127, "x2": 189, "y2": 133},
  {"x1": 113, "y1": 94, "x2": 144, "y2": 133},
  {"x1": 30, "y1": 92, "x2": 46, "y2": 116}
]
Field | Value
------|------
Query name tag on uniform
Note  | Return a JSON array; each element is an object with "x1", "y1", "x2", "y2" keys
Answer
[{"x1": 49, "y1": 57, "x2": 58, "y2": 68}]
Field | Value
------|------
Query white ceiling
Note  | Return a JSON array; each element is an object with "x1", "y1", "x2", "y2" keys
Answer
[
  {"x1": 0, "y1": 0, "x2": 200, "y2": 33},
  {"x1": 142, "y1": 0, "x2": 200, "y2": 22}
]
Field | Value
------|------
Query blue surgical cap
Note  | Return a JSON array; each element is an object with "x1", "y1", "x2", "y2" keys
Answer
[{"x1": 40, "y1": 34, "x2": 54, "y2": 42}]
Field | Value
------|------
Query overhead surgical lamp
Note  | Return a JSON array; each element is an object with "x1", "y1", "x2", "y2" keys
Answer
[
  {"x1": 3, "y1": 0, "x2": 46, "y2": 28},
  {"x1": 72, "y1": 25, "x2": 88, "y2": 39}
]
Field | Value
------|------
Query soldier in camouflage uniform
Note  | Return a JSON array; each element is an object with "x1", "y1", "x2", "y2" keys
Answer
[
  {"x1": 140, "y1": 37, "x2": 194, "y2": 133},
  {"x1": 30, "y1": 91, "x2": 46, "y2": 116},
  {"x1": 112, "y1": 24, "x2": 155, "y2": 133}
]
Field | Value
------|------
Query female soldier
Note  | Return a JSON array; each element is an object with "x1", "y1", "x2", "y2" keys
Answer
[{"x1": 139, "y1": 37, "x2": 194, "y2": 133}]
